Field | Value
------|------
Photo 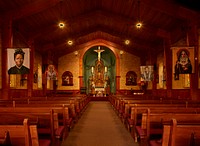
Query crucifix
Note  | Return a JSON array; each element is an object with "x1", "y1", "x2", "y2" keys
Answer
[{"x1": 94, "y1": 46, "x2": 105, "y2": 61}]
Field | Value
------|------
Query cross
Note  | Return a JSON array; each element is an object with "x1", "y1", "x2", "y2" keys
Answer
[{"x1": 94, "y1": 46, "x2": 104, "y2": 61}]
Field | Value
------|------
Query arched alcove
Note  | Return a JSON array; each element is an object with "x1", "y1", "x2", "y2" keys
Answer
[
  {"x1": 126, "y1": 71, "x2": 137, "y2": 86},
  {"x1": 62, "y1": 71, "x2": 73, "y2": 86},
  {"x1": 83, "y1": 46, "x2": 116, "y2": 95}
]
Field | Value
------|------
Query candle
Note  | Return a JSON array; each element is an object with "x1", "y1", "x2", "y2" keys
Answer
[
  {"x1": 91, "y1": 67, "x2": 94, "y2": 73},
  {"x1": 105, "y1": 67, "x2": 107, "y2": 72}
]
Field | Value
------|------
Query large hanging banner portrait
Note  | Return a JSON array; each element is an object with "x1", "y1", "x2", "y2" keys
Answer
[
  {"x1": 7, "y1": 48, "x2": 30, "y2": 74},
  {"x1": 172, "y1": 47, "x2": 194, "y2": 80},
  {"x1": 140, "y1": 65, "x2": 154, "y2": 81}
]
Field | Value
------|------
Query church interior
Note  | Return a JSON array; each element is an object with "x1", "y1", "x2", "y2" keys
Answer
[{"x1": 0, "y1": 0, "x2": 200, "y2": 146}]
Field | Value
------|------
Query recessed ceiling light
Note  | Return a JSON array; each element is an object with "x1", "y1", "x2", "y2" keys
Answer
[
  {"x1": 136, "y1": 22, "x2": 142, "y2": 29},
  {"x1": 67, "y1": 40, "x2": 73, "y2": 45},
  {"x1": 58, "y1": 22, "x2": 65, "y2": 28},
  {"x1": 125, "y1": 40, "x2": 130, "y2": 45}
]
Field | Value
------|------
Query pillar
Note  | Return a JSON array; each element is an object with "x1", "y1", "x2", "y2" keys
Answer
[
  {"x1": 1, "y1": 17, "x2": 13, "y2": 100},
  {"x1": 187, "y1": 22, "x2": 199, "y2": 100},
  {"x1": 164, "y1": 38, "x2": 173, "y2": 98},
  {"x1": 27, "y1": 40, "x2": 34, "y2": 97}
]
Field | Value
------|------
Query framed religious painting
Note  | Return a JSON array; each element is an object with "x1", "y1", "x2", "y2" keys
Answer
[{"x1": 172, "y1": 47, "x2": 195, "y2": 80}]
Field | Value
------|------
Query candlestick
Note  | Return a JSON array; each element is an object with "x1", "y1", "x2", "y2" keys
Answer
[
  {"x1": 105, "y1": 67, "x2": 107, "y2": 72},
  {"x1": 91, "y1": 67, "x2": 94, "y2": 73}
]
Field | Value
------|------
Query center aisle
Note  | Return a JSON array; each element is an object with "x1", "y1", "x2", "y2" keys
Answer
[{"x1": 61, "y1": 101, "x2": 139, "y2": 146}]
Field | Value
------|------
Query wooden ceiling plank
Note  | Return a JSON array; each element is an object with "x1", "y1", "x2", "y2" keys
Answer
[
  {"x1": 29, "y1": 9, "x2": 164, "y2": 45},
  {"x1": 142, "y1": 0, "x2": 198, "y2": 21},
  {"x1": 4, "y1": 0, "x2": 60, "y2": 20}
]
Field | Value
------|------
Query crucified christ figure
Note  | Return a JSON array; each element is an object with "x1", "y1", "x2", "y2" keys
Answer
[{"x1": 94, "y1": 46, "x2": 105, "y2": 61}]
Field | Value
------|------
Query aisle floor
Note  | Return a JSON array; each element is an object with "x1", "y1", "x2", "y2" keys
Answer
[{"x1": 61, "y1": 101, "x2": 139, "y2": 146}]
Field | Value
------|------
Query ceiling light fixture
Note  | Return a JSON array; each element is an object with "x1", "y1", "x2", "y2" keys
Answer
[
  {"x1": 136, "y1": 22, "x2": 142, "y2": 29},
  {"x1": 58, "y1": 0, "x2": 65, "y2": 28},
  {"x1": 125, "y1": 40, "x2": 130, "y2": 45},
  {"x1": 136, "y1": 0, "x2": 142, "y2": 29},
  {"x1": 58, "y1": 22, "x2": 65, "y2": 28},
  {"x1": 74, "y1": 51, "x2": 78, "y2": 56},
  {"x1": 67, "y1": 40, "x2": 73, "y2": 46}
]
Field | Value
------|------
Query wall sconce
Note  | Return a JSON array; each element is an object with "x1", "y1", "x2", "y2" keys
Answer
[
  {"x1": 74, "y1": 51, "x2": 78, "y2": 56},
  {"x1": 120, "y1": 50, "x2": 124, "y2": 59}
]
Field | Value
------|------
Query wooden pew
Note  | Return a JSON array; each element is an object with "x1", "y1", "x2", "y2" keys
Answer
[
  {"x1": 0, "y1": 118, "x2": 31, "y2": 146},
  {"x1": 127, "y1": 107, "x2": 200, "y2": 134},
  {"x1": 1, "y1": 100, "x2": 78, "y2": 131},
  {"x1": 0, "y1": 131, "x2": 11, "y2": 146},
  {"x1": 122, "y1": 102, "x2": 188, "y2": 126},
  {"x1": 0, "y1": 118, "x2": 51, "y2": 146},
  {"x1": 136, "y1": 109, "x2": 200, "y2": 145},
  {"x1": 110, "y1": 95, "x2": 200, "y2": 116},
  {"x1": 10, "y1": 102, "x2": 77, "y2": 125},
  {"x1": 12, "y1": 101, "x2": 77, "y2": 122},
  {"x1": 0, "y1": 108, "x2": 63, "y2": 145},
  {"x1": 109, "y1": 95, "x2": 199, "y2": 126},
  {"x1": 14, "y1": 95, "x2": 89, "y2": 114},
  {"x1": 1, "y1": 95, "x2": 90, "y2": 120},
  {"x1": 149, "y1": 119, "x2": 200, "y2": 146}
]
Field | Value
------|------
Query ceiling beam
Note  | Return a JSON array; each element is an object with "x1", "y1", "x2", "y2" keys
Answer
[
  {"x1": 50, "y1": 30, "x2": 152, "y2": 58},
  {"x1": 142, "y1": 0, "x2": 198, "y2": 21},
  {"x1": 3, "y1": 0, "x2": 60, "y2": 20},
  {"x1": 55, "y1": 37, "x2": 144, "y2": 58},
  {"x1": 29, "y1": 9, "x2": 164, "y2": 46}
]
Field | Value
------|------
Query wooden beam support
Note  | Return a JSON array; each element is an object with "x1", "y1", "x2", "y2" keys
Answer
[
  {"x1": 142, "y1": 0, "x2": 198, "y2": 21},
  {"x1": 3, "y1": 0, "x2": 60, "y2": 20}
]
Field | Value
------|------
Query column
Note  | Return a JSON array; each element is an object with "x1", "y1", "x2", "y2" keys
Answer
[
  {"x1": 27, "y1": 40, "x2": 34, "y2": 97},
  {"x1": 79, "y1": 76, "x2": 84, "y2": 87},
  {"x1": 116, "y1": 76, "x2": 120, "y2": 93},
  {"x1": 1, "y1": 17, "x2": 13, "y2": 100},
  {"x1": 187, "y1": 22, "x2": 199, "y2": 100},
  {"x1": 164, "y1": 38, "x2": 173, "y2": 98}
]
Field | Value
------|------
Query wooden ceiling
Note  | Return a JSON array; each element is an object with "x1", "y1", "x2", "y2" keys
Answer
[{"x1": 0, "y1": 0, "x2": 200, "y2": 59}]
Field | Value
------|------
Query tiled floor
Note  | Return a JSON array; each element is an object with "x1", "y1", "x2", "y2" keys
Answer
[{"x1": 61, "y1": 101, "x2": 139, "y2": 146}]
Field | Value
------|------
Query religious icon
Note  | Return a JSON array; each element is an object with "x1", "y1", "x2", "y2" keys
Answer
[
  {"x1": 126, "y1": 71, "x2": 137, "y2": 85},
  {"x1": 140, "y1": 66, "x2": 154, "y2": 81},
  {"x1": 175, "y1": 50, "x2": 192, "y2": 75},
  {"x1": 62, "y1": 71, "x2": 73, "y2": 86},
  {"x1": 172, "y1": 47, "x2": 194, "y2": 80},
  {"x1": 45, "y1": 64, "x2": 58, "y2": 80},
  {"x1": 94, "y1": 46, "x2": 105, "y2": 61}
]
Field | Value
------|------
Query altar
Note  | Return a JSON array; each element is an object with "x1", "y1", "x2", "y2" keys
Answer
[
  {"x1": 95, "y1": 87, "x2": 105, "y2": 97},
  {"x1": 89, "y1": 46, "x2": 110, "y2": 96}
]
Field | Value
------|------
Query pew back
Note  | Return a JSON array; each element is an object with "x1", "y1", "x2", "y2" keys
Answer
[{"x1": 0, "y1": 119, "x2": 32, "y2": 146}]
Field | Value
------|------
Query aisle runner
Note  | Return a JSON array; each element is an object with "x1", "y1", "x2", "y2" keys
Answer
[{"x1": 61, "y1": 101, "x2": 138, "y2": 146}]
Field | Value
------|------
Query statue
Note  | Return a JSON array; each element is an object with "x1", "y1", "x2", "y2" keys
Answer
[{"x1": 94, "y1": 46, "x2": 105, "y2": 61}]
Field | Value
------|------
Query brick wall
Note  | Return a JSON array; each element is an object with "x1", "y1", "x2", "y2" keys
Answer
[
  {"x1": 57, "y1": 52, "x2": 80, "y2": 90},
  {"x1": 119, "y1": 51, "x2": 141, "y2": 90}
]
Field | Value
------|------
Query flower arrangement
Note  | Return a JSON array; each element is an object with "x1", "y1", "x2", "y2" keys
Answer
[{"x1": 138, "y1": 80, "x2": 148, "y2": 91}]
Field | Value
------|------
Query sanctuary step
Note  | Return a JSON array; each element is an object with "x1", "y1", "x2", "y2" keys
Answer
[{"x1": 91, "y1": 96, "x2": 108, "y2": 101}]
